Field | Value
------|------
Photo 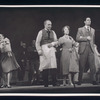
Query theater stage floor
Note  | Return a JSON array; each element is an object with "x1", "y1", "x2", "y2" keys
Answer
[{"x1": 0, "y1": 83, "x2": 100, "y2": 93}]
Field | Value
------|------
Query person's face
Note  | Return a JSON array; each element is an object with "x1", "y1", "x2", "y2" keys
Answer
[
  {"x1": 64, "y1": 27, "x2": 69, "y2": 35},
  {"x1": 84, "y1": 18, "x2": 91, "y2": 26},
  {"x1": 45, "y1": 21, "x2": 52, "y2": 30}
]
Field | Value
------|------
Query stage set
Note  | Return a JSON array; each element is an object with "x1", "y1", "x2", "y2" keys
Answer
[{"x1": 0, "y1": 6, "x2": 100, "y2": 93}]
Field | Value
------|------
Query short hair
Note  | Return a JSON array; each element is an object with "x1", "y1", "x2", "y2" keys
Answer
[
  {"x1": 44, "y1": 20, "x2": 51, "y2": 26},
  {"x1": 62, "y1": 25, "x2": 70, "y2": 32},
  {"x1": 85, "y1": 17, "x2": 91, "y2": 21}
]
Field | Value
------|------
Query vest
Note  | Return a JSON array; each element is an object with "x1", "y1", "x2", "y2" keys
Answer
[{"x1": 40, "y1": 29, "x2": 54, "y2": 45}]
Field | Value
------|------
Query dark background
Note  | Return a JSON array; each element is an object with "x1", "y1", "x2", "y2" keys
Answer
[
  {"x1": 0, "y1": 7, "x2": 100, "y2": 55},
  {"x1": 0, "y1": 0, "x2": 99, "y2": 98}
]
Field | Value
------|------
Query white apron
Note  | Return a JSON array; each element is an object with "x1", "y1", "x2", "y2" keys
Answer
[{"x1": 39, "y1": 44, "x2": 57, "y2": 71}]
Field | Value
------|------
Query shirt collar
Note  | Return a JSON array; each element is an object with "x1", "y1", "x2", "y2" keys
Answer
[
  {"x1": 44, "y1": 28, "x2": 47, "y2": 30},
  {"x1": 85, "y1": 25, "x2": 90, "y2": 30}
]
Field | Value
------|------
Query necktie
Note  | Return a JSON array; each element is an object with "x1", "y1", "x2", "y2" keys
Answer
[
  {"x1": 47, "y1": 30, "x2": 50, "y2": 39},
  {"x1": 87, "y1": 26, "x2": 90, "y2": 32},
  {"x1": 87, "y1": 27, "x2": 91, "y2": 36}
]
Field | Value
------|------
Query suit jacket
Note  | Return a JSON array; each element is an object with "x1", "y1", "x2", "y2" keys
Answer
[{"x1": 76, "y1": 26, "x2": 95, "y2": 54}]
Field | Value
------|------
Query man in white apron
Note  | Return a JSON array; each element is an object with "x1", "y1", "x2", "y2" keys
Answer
[{"x1": 36, "y1": 20, "x2": 58, "y2": 87}]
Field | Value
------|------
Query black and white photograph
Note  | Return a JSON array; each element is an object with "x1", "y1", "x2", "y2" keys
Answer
[{"x1": 0, "y1": 5, "x2": 100, "y2": 96}]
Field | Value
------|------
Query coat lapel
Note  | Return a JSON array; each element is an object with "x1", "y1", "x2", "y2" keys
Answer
[
  {"x1": 82, "y1": 26, "x2": 87, "y2": 36},
  {"x1": 82, "y1": 26, "x2": 93, "y2": 37}
]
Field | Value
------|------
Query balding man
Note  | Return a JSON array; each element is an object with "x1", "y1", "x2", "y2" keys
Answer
[
  {"x1": 36, "y1": 20, "x2": 58, "y2": 87},
  {"x1": 76, "y1": 17, "x2": 98, "y2": 85}
]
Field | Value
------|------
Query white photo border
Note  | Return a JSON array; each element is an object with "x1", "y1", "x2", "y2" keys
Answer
[{"x1": 0, "y1": 5, "x2": 99, "y2": 96}]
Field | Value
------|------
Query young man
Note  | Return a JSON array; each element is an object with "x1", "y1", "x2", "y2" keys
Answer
[{"x1": 76, "y1": 17, "x2": 98, "y2": 85}]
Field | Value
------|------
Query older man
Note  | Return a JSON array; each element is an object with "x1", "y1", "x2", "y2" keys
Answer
[
  {"x1": 36, "y1": 20, "x2": 58, "y2": 87},
  {"x1": 76, "y1": 17, "x2": 98, "y2": 85}
]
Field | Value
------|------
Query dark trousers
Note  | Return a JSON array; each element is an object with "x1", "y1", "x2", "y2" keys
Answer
[
  {"x1": 42, "y1": 68, "x2": 57, "y2": 86},
  {"x1": 78, "y1": 45, "x2": 96, "y2": 83},
  {"x1": 28, "y1": 60, "x2": 39, "y2": 82},
  {"x1": 18, "y1": 61, "x2": 26, "y2": 81}
]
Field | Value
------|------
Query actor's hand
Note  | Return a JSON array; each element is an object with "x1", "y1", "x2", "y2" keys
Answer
[
  {"x1": 80, "y1": 36, "x2": 83, "y2": 39},
  {"x1": 21, "y1": 59, "x2": 24, "y2": 62},
  {"x1": 69, "y1": 48, "x2": 72, "y2": 53},
  {"x1": 38, "y1": 50, "x2": 43, "y2": 56},
  {"x1": 98, "y1": 54, "x2": 100, "y2": 57},
  {"x1": 87, "y1": 36, "x2": 91, "y2": 41},
  {"x1": 48, "y1": 43, "x2": 53, "y2": 48},
  {"x1": 60, "y1": 48, "x2": 62, "y2": 51}
]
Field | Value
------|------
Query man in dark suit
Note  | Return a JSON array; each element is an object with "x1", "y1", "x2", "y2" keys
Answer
[{"x1": 76, "y1": 17, "x2": 98, "y2": 85}]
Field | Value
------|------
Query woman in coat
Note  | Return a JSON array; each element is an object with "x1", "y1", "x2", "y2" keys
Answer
[{"x1": 58, "y1": 26, "x2": 79, "y2": 86}]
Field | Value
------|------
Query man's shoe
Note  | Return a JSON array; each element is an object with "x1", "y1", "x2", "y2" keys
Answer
[
  {"x1": 74, "y1": 81, "x2": 78, "y2": 84},
  {"x1": 92, "y1": 81, "x2": 99, "y2": 85},
  {"x1": 7, "y1": 85, "x2": 11, "y2": 88},
  {"x1": 76, "y1": 82, "x2": 81, "y2": 85},
  {"x1": 68, "y1": 82, "x2": 74, "y2": 86},
  {"x1": 53, "y1": 83, "x2": 60, "y2": 87},
  {"x1": 44, "y1": 85, "x2": 48, "y2": 87},
  {"x1": 0, "y1": 85, "x2": 6, "y2": 88},
  {"x1": 62, "y1": 83, "x2": 67, "y2": 86}
]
